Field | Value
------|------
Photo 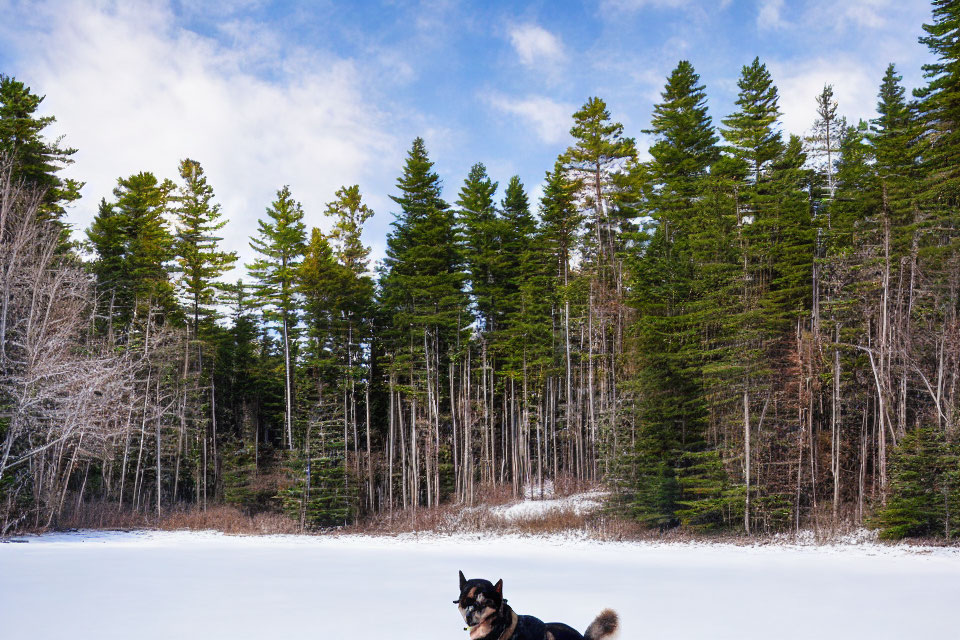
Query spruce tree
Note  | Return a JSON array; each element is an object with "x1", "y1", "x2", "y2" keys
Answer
[
  {"x1": 325, "y1": 184, "x2": 374, "y2": 276},
  {"x1": 624, "y1": 61, "x2": 732, "y2": 528},
  {"x1": 248, "y1": 186, "x2": 307, "y2": 450},
  {"x1": 916, "y1": 0, "x2": 960, "y2": 207},
  {"x1": 0, "y1": 74, "x2": 81, "y2": 222},
  {"x1": 457, "y1": 162, "x2": 499, "y2": 334},
  {"x1": 721, "y1": 57, "x2": 783, "y2": 184},
  {"x1": 498, "y1": 175, "x2": 538, "y2": 356},
  {"x1": 380, "y1": 138, "x2": 466, "y2": 508},
  {"x1": 719, "y1": 58, "x2": 814, "y2": 531},
  {"x1": 87, "y1": 172, "x2": 177, "y2": 332},
  {"x1": 172, "y1": 158, "x2": 237, "y2": 334},
  {"x1": 562, "y1": 96, "x2": 636, "y2": 273},
  {"x1": 874, "y1": 428, "x2": 960, "y2": 540},
  {"x1": 381, "y1": 138, "x2": 465, "y2": 347}
]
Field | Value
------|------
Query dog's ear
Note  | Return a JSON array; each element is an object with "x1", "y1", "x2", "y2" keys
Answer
[
  {"x1": 494, "y1": 579, "x2": 503, "y2": 596},
  {"x1": 459, "y1": 570, "x2": 467, "y2": 591}
]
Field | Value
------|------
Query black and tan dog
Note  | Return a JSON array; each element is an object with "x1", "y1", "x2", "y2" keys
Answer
[{"x1": 455, "y1": 571, "x2": 618, "y2": 640}]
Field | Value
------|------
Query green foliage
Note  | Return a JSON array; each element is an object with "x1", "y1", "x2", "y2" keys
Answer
[
  {"x1": 248, "y1": 186, "x2": 307, "y2": 321},
  {"x1": 222, "y1": 443, "x2": 274, "y2": 512},
  {"x1": 457, "y1": 162, "x2": 499, "y2": 333},
  {"x1": 721, "y1": 57, "x2": 783, "y2": 183},
  {"x1": 539, "y1": 161, "x2": 582, "y2": 285},
  {"x1": 325, "y1": 184, "x2": 374, "y2": 275},
  {"x1": 278, "y1": 425, "x2": 357, "y2": 529},
  {"x1": 916, "y1": 0, "x2": 960, "y2": 207},
  {"x1": 0, "y1": 74, "x2": 82, "y2": 222},
  {"x1": 380, "y1": 138, "x2": 466, "y2": 363},
  {"x1": 499, "y1": 176, "x2": 552, "y2": 380},
  {"x1": 87, "y1": 171, "x2": 178, "y2": 332},
  {"x1": 621, "y1": 61, "x2": 734, "y2": 530},
  {"x1": 676, "y1": 450, "x2": 744, "y2": 532},
  {"x1": 172, "y1": 158, "x2": 237, "y2": 330},
  {"x1": 873, "y1": 428, "x2": 960, "y2": 540},
  {"x1": 562, "y1": 96, "x2": 636, "y2": 271}
]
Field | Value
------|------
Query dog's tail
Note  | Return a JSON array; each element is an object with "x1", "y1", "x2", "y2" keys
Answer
[{"x1": 584, "y1": 609, "x2": 618, "y2": 640}]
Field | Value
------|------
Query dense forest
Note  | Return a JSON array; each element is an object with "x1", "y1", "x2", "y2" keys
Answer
[{"x1": 2, "y1": 0, "x2": 960, "y2": 540}]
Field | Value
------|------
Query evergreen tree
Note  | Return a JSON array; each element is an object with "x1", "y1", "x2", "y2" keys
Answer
[
  {"x1": 323, "y1": 185, "x2": 377, "y2": 507},
  {"x1": 916, "y1": 0, "x2": 960, "y2": 207},
  {"x1": 562, "y1": 96, "x2": 637, "y2": 273},
  {"x1": 719, "y1": 58, "x2": 814, "y2": 531},
  {"x1": 721, "y1": 57, "x2": 783, "y2": 184},
  {"x1": 381, "y1": 138, "x2": 465, "y2": 347},
  {"x1": 380, "y1": 137, "x2": 466, "y2": 508},
  {"x1": 325, "y1": 184, "x2": 374, "y2": 275},
  {"x1": 540, "y1": 164, "x2": 582, "y2": 361},
  {"x1": 624, "y1": 60, "x2": 732, "y2": 529},
  {"x1": 805, "y1": 84, "x2": 844, "y2": 199},
  {"x1": 498, "y1": 175, "x2": 536, "y2": 329},
  {"x1": 0, "y1": 74, "x2": 81, "y2": 222},
  {"x1": 248, "y1": 186, "x2": 307, "y2": 450},
  {"x1": 172, "y1": 158, "x2": 237, "y2": 334},
  {"x1": 874, "y1": 428, "x2": 960, "y2": 540},
  {"x1": 87, "y1": 172, "x2": 177, "y2": 333},
  {"x1": 293, "y1": 227, "x2": 359, "y2": 526},
  {"x1": 457, "y1": 162, "x2": 499, "y2": 333},
  {"x1": 497, "y1": 176, "x2": 543, "y2": 372}
]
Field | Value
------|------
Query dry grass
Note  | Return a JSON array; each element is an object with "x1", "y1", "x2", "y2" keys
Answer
[
  {"x1": 23, "y1": 487, "x2": 943, "y2": 547},
  {"x1": 54, "y1": 500, "x2": 298, "y2": 535},
  {"x1": 157, "y1": 506, "x2": 299, "y2": 535},
  {"x1": 344, "y1": 482, "x2": 608, "y2": 537}
]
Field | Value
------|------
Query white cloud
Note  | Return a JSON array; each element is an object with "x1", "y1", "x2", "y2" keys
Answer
[
  {"x1": 838, "y1": 0, "x2": 888, "y2": 29},
  {"x1": 600, "y1": 0, "x2": 690, "y2": 10},
  {"x1": 486, "y1": 94, "x2": 574, "y2": 145},
  {"x1": 757, "y1": 0, "x2": 788, "y2": 30},
  {"x1": 770, "y1": 57, "x2": 880, "y2": 137},
  {"x1": 2, "y1": 0, "x2": 398, "y2": 273},
  {"x1": 598, "y1": 0, "x2": 735, "y2": 13},
  {"x1": 508, "y1": 24, "x2": 566, "y2": 68}
]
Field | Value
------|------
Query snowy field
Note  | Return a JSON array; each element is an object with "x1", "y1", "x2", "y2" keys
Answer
[{"x1": 2, "y1": 530, "x2": 959, "y2": 640}]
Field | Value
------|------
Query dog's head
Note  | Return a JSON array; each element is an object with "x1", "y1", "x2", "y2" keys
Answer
[{"x1": 454, "y1": 570, "x2": 505, "y2": 639}]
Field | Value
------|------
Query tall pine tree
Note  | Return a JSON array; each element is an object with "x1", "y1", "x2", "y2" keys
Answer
[{"x1": 248, "y1": 186, "x2": 307, "y2": 450}]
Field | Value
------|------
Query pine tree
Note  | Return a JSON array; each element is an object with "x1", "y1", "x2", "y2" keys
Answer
[
  {"x1": 248, "y1": 186, "x2": 307, "y2": 450},
  {"x1": 805, "y1": 84, "x2": 844, "y2": 199},
  {"x1": 380, "y1": 137, "x2": 466, "y2": 509},
  {"x1": 325, "y1": 184, "x2": 374, "y2": 276},
  {"x1": 172, "y1": 158, "x2": 237, "y2": 334},
  {"x1": 562, "y1": 96, "x2": 637, "y2": 274},
  {"x1": 0, "y1": 74, "x2": 81, "y2": 222},
  {"x1": 874, "y1": 428, "x2": 960, "y2": 540},
  {"x1": 624, "y1": 60, "x2": 730, "y2": 529},
  {"x1": 87, "y1": 172, "x2": 177, "y2": 333},
  {"x1": 719, "y1": 58, "x2": 814, "y2": 531},
  {"x1": 323, "y1": 185, "x2": 376, "y2": 508},
  {"x1": 457, "y1": 162, "x2": 499, "y2": 334}
]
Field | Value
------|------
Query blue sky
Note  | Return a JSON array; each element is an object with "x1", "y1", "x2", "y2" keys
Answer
[{"x1": 0, "y1": 0, "x2": 935, "y2": 272}]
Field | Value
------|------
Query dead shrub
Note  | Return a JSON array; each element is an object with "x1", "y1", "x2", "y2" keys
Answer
[{"x1": 53, "y1": 500, "x2": 298, "y2": 535}]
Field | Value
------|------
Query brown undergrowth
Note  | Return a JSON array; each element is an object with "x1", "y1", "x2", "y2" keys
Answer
[
  {"x1": 16, "y1": 488, "x2": 950, "y2": 547},
  {"x1": 53, "y1": 501, "x2": 299, "y2": 535}
]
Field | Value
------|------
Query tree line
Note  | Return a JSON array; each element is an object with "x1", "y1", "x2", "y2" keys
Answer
[{"x1": 2, "y1": 1, "x2": 960, "y2": 539}]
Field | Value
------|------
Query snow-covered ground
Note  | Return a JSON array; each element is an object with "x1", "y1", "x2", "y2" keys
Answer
[{"x1": 2, "y1": 530, "x2": 959, "y2": 639}]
